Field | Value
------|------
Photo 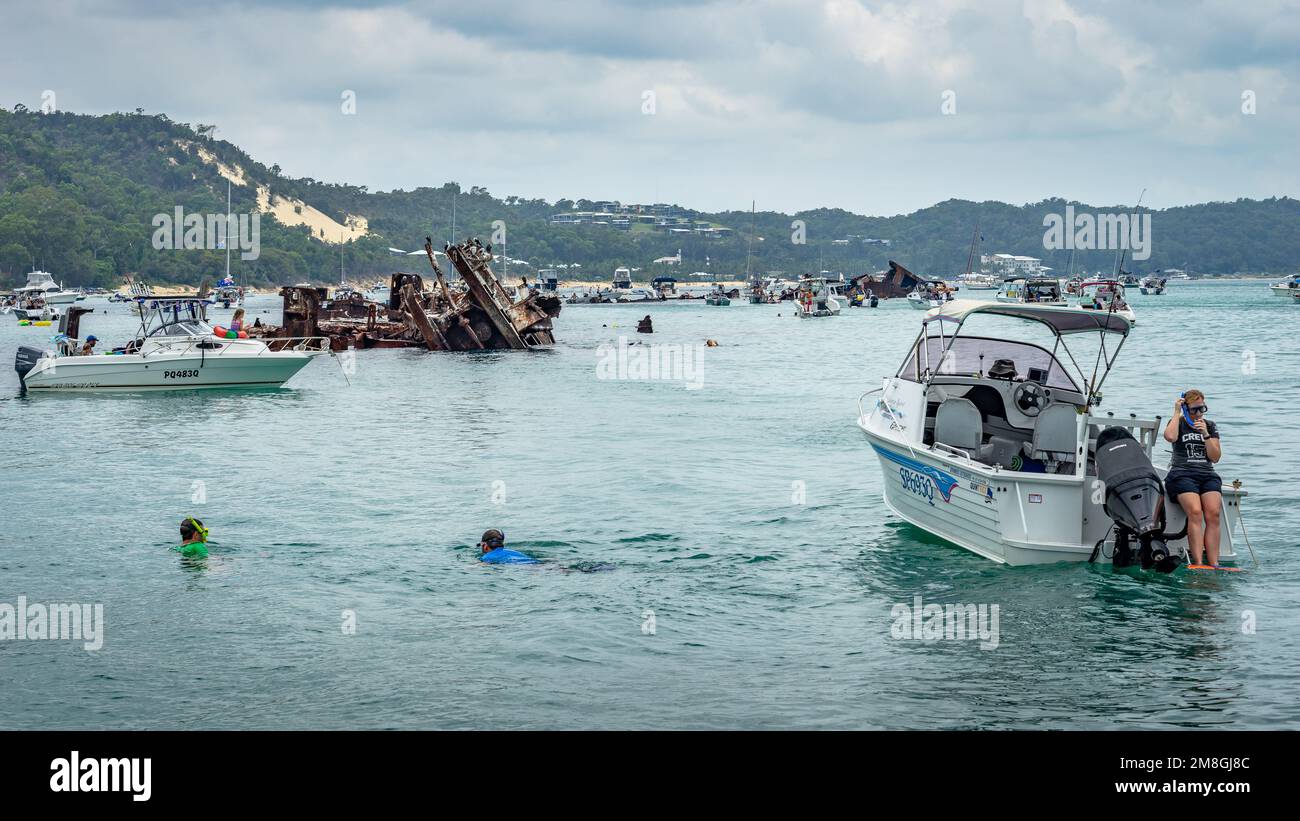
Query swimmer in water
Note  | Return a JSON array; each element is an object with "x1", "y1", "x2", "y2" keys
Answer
[
  {"x1": 477, "y1": 529, "x2": 538, "y2": 565},
  {"x1": 174, "y1": 517, "x2": 209, "y2": 558}
]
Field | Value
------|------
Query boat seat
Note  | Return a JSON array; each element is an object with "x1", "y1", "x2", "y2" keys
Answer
[
  {"x1": 1031, "y1": 403, "x2": 1079, "y2": 473},
  {"x1": 934, "y1": 397, "x2": 982, "y2": 451}
]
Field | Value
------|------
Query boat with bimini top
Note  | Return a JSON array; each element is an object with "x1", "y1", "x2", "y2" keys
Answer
[
  {"x1": 1078, "y1": 279, "x2": 1137, "y2": 325},
  {"x1": 996, "y1": 276, "x2": 1066, "y2": 306},
  {"x1": 856, "y1": 300, "x2": 1247, "y2": 568},
  {"x1": 15, "y1": 297, "x2": 329, "y2": 392}
]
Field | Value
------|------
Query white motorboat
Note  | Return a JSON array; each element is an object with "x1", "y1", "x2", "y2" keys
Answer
[
  {"x1": 1269, "y1": 274, "x2": 1300, "y2": 297},
  {"x1": 1139, "y1": 275, "x2": 1167, "y2": 295},
  {"x1": 794, "y1": 277, "x2": 841, "y2": 317},
  {"x1": 614, "y1": 287, "x2": 657, "y2": 303},
  {"x1": 15, "y1": 298, "x2": 329, "y2": 392},
  {"x1": 211, "y1": 276, "x2": 244, "y2": 309},
  {"x1": 15, "y1": 271, "x2": 83, "y2": 305},
  {"x1": 907, "y1": 279, "x2": 955, "y2": 310},
  {"x1": 1078, "y1": 280, "x2": 1137, "y2": 325},
  {"x1": 11, "y1": 296, "x2": 60, "y2": 322},
  {"x1": 996, "y1": 277, "x2": 1066, "y2": 306},
  {"x1": 958, "y1": 271, "x2": 998, "y2": 291},
  {"x1": 856, "y1": 300, "x2": 1247, "y2": 567}
]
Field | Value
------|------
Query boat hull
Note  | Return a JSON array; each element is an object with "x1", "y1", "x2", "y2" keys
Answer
[
  {"x1": 861, "y1": 424, "x2": 1242, "y2": 566},
  {"x1": 20, "y1": 351, "x2": 316, "y2": 391}
]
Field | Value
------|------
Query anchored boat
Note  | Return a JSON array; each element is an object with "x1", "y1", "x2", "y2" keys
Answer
[
  {"x1": 1078, "y1": 279, "x2": 1137, "y2": 324},
  {"x1": 15, "y1": 298, "x2": 328, "y2": 392},
  {"x1": 794, "y1": 277, "x2": 842, "y2": 317},
  {"x1": 996, "y1": 276, "x2": 1066, "y2": 306},
  {"x1": 1139, "y1": 275, "x2": 1167, "y2": 295},
  {"x1": 907, "y1": 279, "x2": 955, "y2": 310},
  {"x1": 15, "y1": 271, "x2": 83, "y2": 305},
  {"x1": 856, "y1": 300, "x2": 1246, "y2": 567},
  {"x1": 1269, "y1": 273, "x2": 1300, "y2": 297}
]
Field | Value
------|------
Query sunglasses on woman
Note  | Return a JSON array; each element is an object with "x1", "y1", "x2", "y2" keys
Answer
[{"x1": 1187, "y1": 404, "x2": 1208, "y2": 414}]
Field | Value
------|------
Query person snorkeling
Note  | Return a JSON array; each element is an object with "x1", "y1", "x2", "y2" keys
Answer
[
  {"x1": 175, "y1": 517, "x2": 209, "y2": 558},
  {"x1": 477, "y1": 529, "x2": 538, "y2": 565}
]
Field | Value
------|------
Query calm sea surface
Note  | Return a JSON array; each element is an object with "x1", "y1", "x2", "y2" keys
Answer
[{"x1": 2, "y1": 280, "x2": 1297, "y2": 729}]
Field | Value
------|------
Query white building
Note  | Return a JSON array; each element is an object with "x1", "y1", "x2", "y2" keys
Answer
[{"x1": 982, "y1": 253, "x2": 1044, "y2": 277}]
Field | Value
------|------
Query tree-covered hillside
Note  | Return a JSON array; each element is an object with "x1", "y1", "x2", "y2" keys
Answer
[{"x1": 1, "y1": 107, "x2": 1296, "y2": 288}]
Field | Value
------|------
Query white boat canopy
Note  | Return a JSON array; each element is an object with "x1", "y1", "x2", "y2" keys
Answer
[{"x1": 923, "y1": 299, "x2": 1131, "y2": 336}]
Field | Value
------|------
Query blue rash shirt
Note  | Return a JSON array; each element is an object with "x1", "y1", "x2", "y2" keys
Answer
[{"x1": 479, "y1": 547, "x2": 539, "y2": 565}]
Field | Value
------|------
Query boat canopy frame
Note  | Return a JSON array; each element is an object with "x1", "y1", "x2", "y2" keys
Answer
[
  {"x1": 134, "y1": 296, "x2": 215, "y2": 337},
  {"x1": 901, "y1": 300, "x2": 1130, "y2": 406}
]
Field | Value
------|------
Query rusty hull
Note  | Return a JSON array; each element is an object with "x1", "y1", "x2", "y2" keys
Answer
[{"x1": 256, "y1": 238, "x2": 561, "y2": 351}]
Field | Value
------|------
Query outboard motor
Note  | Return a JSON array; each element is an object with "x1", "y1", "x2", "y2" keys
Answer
[
  {"x1": 15, "y1": 345, "x2": 44, "y2": 383},
  {"x1": 1095, "y1": 427, "x2": 1181, "y2": 572}
]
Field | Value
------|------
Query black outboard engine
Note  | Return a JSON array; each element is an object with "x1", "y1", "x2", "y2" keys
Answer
[
  {"x1": 1095, "y1": 427, "x2": 1181, "y2": 572},
  {"x1": 15, "y1": 345, "x2": 44, "y2": 383}
]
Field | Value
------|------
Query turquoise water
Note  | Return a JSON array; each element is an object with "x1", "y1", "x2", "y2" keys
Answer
[{"x1": 2, "y1": 281, "x2": 1297, "y2": 729}]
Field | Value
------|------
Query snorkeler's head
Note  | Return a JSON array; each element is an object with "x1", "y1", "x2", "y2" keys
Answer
[
  {"x1": 480, "y1": 529, "x2": 505, "y2": 552},
  {"x1": 180, "y1": 517, "x2": 207, "y2": 541}
]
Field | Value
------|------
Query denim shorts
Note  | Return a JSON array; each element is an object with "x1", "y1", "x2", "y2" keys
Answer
[{"x1": 1165, "y1": 469, "x2": 1222, "y2": 497}]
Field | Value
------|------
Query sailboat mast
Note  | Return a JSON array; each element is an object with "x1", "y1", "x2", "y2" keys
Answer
[
  {"x1": 964, "y1": 220, "x2": 980, "y2": 277},
  {"x1": 744, "y1": 200, "x2": 755, "y2": 279},
  {"x1": 225, "y1": 179, "x2": 232, "y2": 281},
  {"x1": 1113, "y1": 188, "x2": 1147, "y2": 277}
]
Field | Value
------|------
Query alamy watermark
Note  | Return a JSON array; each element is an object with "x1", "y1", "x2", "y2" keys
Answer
[
  {"x1": 596, "y1": 336, "x2": 704, "y2": 390},
  {"x1": 890, "y1": 595, "x2": 999, "y2": 650},
  {"x1": 1043, "y1": 204, "x2": 1151, "y2": 261},
  {"x1": 152, "y1": 207, "x2": 261, "y2": 260},
  {"x1": 0, "y1": 596, "x2": 104, "y2": 651}
]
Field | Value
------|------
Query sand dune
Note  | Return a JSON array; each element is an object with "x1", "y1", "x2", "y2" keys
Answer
[{"x1": 175, "y1": 139, "x2": 368, "y2": 244}]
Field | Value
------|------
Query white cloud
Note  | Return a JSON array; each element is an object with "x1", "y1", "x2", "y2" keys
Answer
[{"x1": 0, "y1": 0, "x2": 1296, "y2": 213}]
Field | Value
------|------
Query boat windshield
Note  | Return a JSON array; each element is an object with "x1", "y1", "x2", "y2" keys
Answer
[
  {"x1": 149, "y1": 320, "x2": 212, "y2": 337},
  {"x1": 899, "y1": 335, "x2": 1079, "y2": 392}
]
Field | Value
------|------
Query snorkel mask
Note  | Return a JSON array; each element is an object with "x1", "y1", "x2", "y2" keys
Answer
[{"x1": 183, "y1": 517, "x2": 209, "y2": 542}]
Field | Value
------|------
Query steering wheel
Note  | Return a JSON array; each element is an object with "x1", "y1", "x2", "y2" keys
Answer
[{"x1": 1013, "y1": 381, "x2": 1049, "y2": 417}]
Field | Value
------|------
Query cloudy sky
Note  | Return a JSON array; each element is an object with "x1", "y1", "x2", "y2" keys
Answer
[{"x1": 2, "y1": 0, "x2": 1298, "y2": 214}]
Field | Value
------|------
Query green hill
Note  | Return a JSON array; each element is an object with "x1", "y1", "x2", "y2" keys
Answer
[{"x1": 1, "y1": 106, "x2": 1296, "y2": 288}]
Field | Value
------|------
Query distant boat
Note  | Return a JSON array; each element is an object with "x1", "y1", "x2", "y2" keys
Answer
[
  {"x1": 1079, "y1": 280, "x2": 1138, "y2": 324},
  {"x1": 959, "y1": 272, "x2": 998, "y2": 290},
  {"x1": 1139, "y1": 275, "x2": 1167, "y2": 295},
  {"x1": 997, "y1": 277, "x2": 1066, "y2": 306},
  {"x1": 16, "y1": 271, "x2": 83, "y2": 305},
  {"x1": 1269, "y1": 274, "x2": 1300, "y2": 297},
  {"x1": 794, "y1": 277, "x2": 841, "y2": 317},
  {"x1": 704, "y1": 283, "x2": 731, "y2": 306}
]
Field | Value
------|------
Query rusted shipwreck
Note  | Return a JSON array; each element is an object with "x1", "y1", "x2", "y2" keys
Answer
[
  {"x1": 258, "y1": 238, "x2": 561, "y2": 351},
  {"x1": 849, "y1": 260, "x2": 928, "y2": 299}
]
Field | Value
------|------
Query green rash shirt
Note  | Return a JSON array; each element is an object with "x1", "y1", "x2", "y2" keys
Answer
[{"x1": 174, "y1": 541, "x2": 209, "y2": 558}]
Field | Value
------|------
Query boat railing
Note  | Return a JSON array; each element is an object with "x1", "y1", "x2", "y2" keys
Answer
[
  {"x1": 261, "y1": 336, "x2": 331, "y2": 354},
  {"x1": 1086, "y1": 413, "x2": 1164, "y2": 456},
  {"x1": 931, "y1": 441, "x2": 973, "y2": 462},
  {"x1": 140, "y1": 335, "x2": 331, "y2": 358},
  {"x1": 856, "y1": 387, "x2": 882, "y2": 421}
]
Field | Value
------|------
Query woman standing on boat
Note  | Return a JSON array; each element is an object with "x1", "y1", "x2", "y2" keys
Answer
[{"x1": 1163, "y1": 390, "x2": 1223, "y2": 566}]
